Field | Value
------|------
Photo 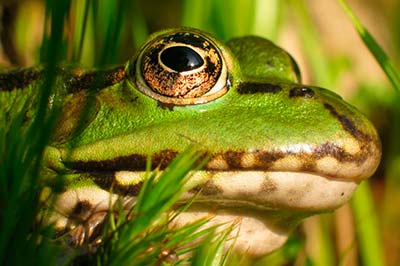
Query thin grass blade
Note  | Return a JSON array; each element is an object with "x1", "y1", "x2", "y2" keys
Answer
[{"x1": 339, "y1": 0, "x2": 400, "y2": 93}]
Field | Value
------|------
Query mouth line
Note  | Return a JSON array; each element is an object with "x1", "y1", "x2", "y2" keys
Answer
[
  {"x1": 170, "y1": 202, "x2": 311, "y2": 225},
  {"x1": 181, "y1": 170, "x2": 358, "y2": 213},
  {"x1": 62, "y1": 137, "x2": 376, "y2": 174},
  {"x1": 62, "y1": 147, "x2": 372, "y2": 182},
  {"x1": 176, "y1": 198, "x2": 280, "y2": 212},
  {"x1": 81, "y1": 168, "x2": 354, "y2": 198}
]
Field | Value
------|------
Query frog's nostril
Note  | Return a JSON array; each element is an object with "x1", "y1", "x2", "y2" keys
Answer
[{"x1": 289, "y1": 86, "x2": 315, "y2": 98}]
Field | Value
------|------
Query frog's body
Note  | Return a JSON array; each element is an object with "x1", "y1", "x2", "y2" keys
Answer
[{"x1": 0, "y1": 28, "x2": 381, "y2": 256}]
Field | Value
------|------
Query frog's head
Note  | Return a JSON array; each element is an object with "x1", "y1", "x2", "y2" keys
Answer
[{"x1": 49, "y1": 28, "x2": 381, "y2": 257}]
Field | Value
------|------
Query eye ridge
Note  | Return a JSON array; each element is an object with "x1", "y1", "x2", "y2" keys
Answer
[
  {"x1": 160, "y1": 46, "x2": 204, "y2": 72},
  {"x1": 164, "y1": 32, "x2": 211, "y2": 50}
]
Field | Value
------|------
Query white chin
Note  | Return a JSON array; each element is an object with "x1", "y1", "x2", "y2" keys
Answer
[
  {"x1": 170, "y1": 206, "x2": 304, "y2": 257},
  {"x1": 52, "y1": 170, "x2": 359, "y2": 257},
  {"x1": 172, "y1": 171, "x2": 360, "y2": 257}
]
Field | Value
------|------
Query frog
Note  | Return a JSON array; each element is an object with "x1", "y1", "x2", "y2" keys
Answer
[{"x1": 0, "y1": 28, "x2": 381, "y2": 257}]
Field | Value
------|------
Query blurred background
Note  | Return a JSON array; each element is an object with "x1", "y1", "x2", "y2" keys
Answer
[{"x1": 0, "y1": 0, "x2": 399, "y2": 265}]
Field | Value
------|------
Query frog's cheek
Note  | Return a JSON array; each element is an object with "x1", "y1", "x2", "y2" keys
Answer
[{"x1": 52, "y1": 91, "x2": 100, "y2": 144}]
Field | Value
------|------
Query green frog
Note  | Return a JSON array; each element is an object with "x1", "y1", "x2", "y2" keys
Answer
[{"x1": 0, "y1": 28, "x2": 381, "y2": 257}]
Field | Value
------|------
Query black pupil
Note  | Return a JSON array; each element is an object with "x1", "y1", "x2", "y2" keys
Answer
[{"x1": 160, "y1": 46, "x2": 204, "y2": 72}]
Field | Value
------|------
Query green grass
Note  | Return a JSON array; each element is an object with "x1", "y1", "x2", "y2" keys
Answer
[
  {"x1": 338, "y1": 2, "x2": 400, "y2": 266},
  {"x1": 1, "y1": 0, "x2": 399, "y2": 265},
  {"x1": 1, "y1": 2, "x2": 236, "y2": 265},
  {"x1": 86, "y1": 148, "x2": 234, "y2": 266},
  {"x1": 339, "y1": 0, "x2": 400, "y2": 93},
  {"x1": 0, "y1": 1, "x2": 70, "y2": 265}
]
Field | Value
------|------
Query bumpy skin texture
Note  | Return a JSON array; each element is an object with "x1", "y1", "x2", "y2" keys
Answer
[{"x1": 0, "y1": 28, "x2": 381, "y2": 257}]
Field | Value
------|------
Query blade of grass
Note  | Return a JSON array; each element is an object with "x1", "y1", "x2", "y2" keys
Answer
[
  {"x1": 181, "y1": 0, "x2": 213, "y2": 30},
  {"x1": 338, "y1": 2, "x2": 391, "y2": 266},
  {"x1": 255, "y1": 235, "x2": 303, "y2": 266},
  {"x1": 129, "y1": 148, "x2": 207, "y2": 236},
  {"x1": 98, "y1": 0, "x2": 131, "y2": 65},
  {"x1": 252, "y1": 0, "x2": 282, "y2": 40},
  {"x1": 350, "y1": 182, "x2": 386, "y2": 266},
  {"x1": 289, "y1": 0, "x2": 335, "y2": 87},
  {"x1": 339, "y1": 0, "x2": 400, "y2": 93},
  {"x1": 191, "y1": 227, "x2": 234, "y2": 266},
  {"x1": 130, "y1": 0, "x2": 149, "y2": 52},
  {"x1": 0, "y1": 1, "x2": 73, "y2": 265},
  {"x1": 212, "y1": 0, "x2": 255, "y2": 39},
  {"x1": 70, "y1": 0, "x2": 91, "y2": 62},
  {"x1": 288, "y1": 2, "x2": 339, "y2": 265},
  {"x1": 181, "y1": 0, "x2": 256, "y2": 40},
  {"x1": 103, "y1": 148, "x2": 212, "y2": 265}
]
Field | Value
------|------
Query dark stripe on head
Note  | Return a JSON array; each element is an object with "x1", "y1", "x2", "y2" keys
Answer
[
  {"x1": 66, "y1": 141, "x2": 373, "y2": 175},
  {"x1": 257, "y1": 151, "x2": 286, "y2": 167},
  {"x1": 223, "y1": 151, "x2": 244, "y2": 168},
  {"x1": 312, "y1": 142, "x2": 351, "y2": 161},
  {"x1": 90, "y1": 172, "x2": 143, "y2": 197},
  {"x1": 63, "y1": 66, "x2": 126, "y2": 93},
  {"x1": 323, "y1": 103, "x2": 372, "y2": 142},
  {"x1": 0, "y1": 67, "x2": 42, "y2": 91},
  {"x1": 68, "y1": 150, "x2": 179, "y2": 172},
  {"x1": 0, "y1": 66, "x2": 125, "y2": 93},
  {"x1": 237, "y1": 82, "x2": 282, "y2": 94},
  {"x1": 311, "y1": 141, "x2": 371, "y2": 166},
  {"x1": 215, "y1": 150, "x2": 285, "y2": 170}
]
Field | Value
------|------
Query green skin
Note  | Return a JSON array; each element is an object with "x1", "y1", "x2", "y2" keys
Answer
[{"x1": 0, "y1": 28, "x2": 381, "y2": 255}]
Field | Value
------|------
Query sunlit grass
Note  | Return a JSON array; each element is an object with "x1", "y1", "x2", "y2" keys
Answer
[{"x1": 87, "y1": 148, "x2": 234, "y2": 266}]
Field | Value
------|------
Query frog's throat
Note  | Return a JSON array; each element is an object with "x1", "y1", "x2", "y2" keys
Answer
[
  {"x1": 58, "y1": 170, "x2": 357, "y2": 213},
  {"x1": 52, "y1": 170, "x2": 357, "y2": 224},
  {"x1": 52, "y1": 170, "x2": 358, "y2": 256}
]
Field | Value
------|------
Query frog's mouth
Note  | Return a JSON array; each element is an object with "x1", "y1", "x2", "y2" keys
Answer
[
  {"x1": 51, "y1": 141, "x2": 378, "y2": 255},
  {"x1": 63, "y1": 137, "x2": 380, "y2": 182},
  {"x1": 54, "y1": 143, "x2": 376, "y2": 217}
]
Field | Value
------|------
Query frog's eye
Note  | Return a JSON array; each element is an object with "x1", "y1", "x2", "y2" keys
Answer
[{"x1": 130, "y1": 30, "x2": 230, "y2": 105}]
